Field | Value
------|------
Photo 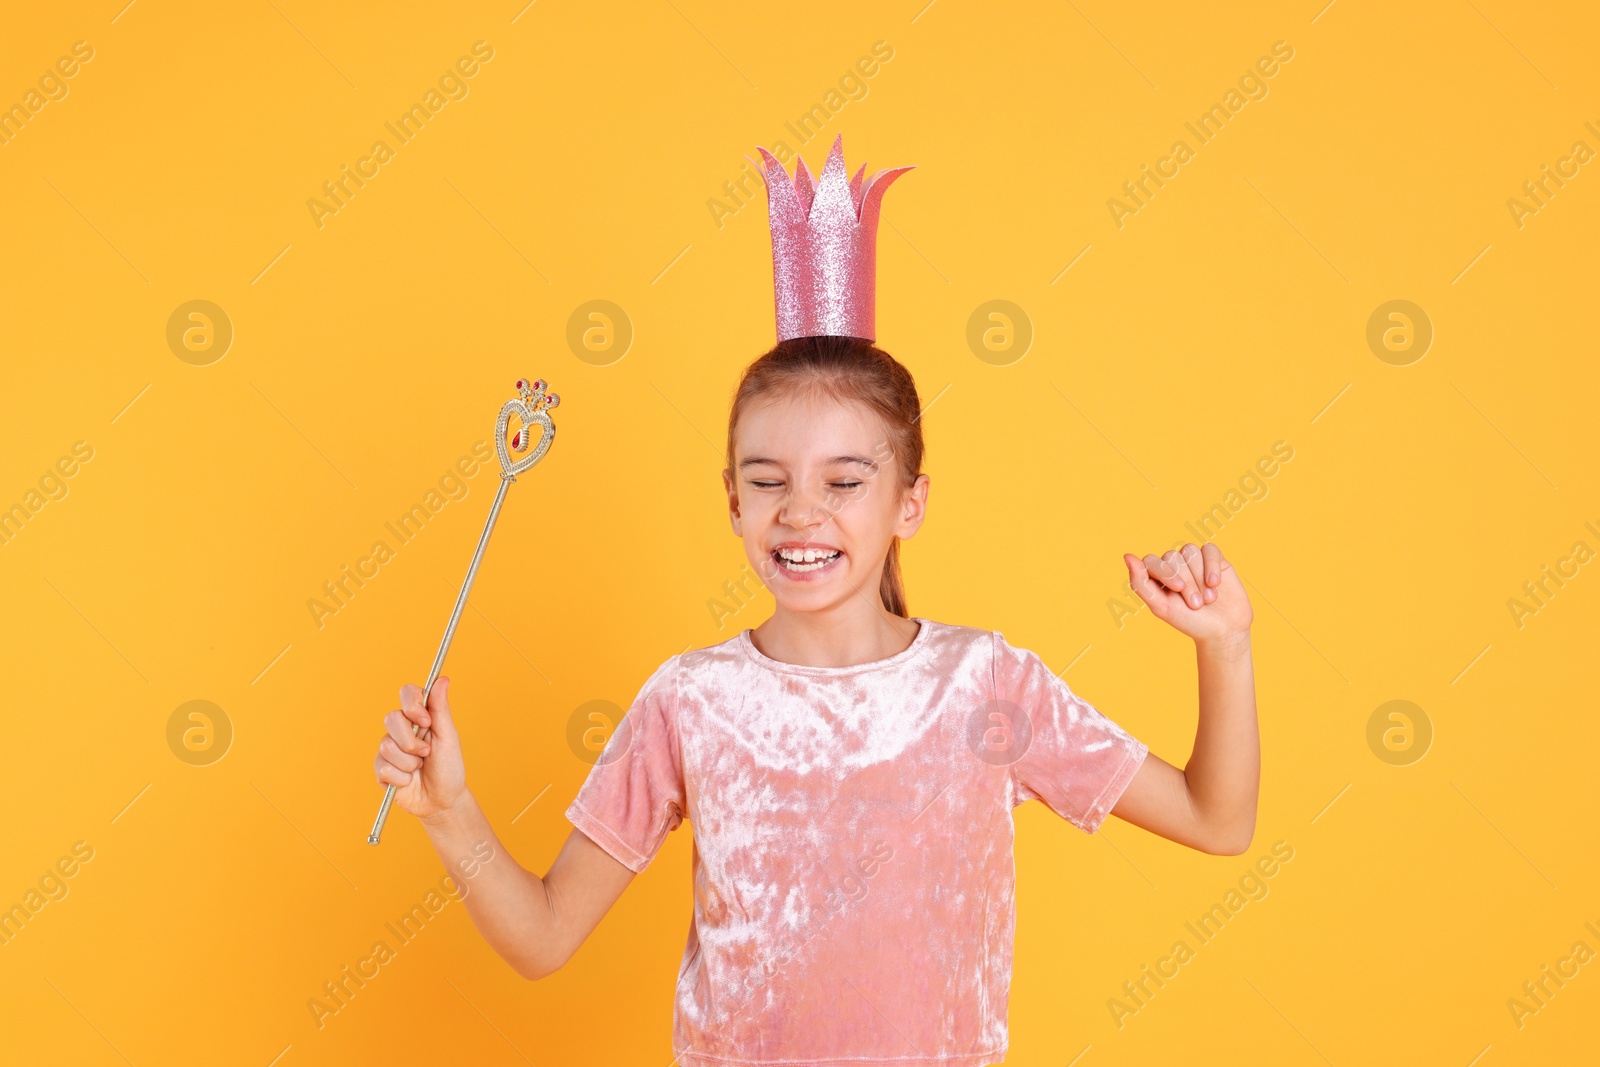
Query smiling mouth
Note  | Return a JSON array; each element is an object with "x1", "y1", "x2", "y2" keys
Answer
[{"x1": 771, "y1": 546, "x2": 843, "y2": 574}]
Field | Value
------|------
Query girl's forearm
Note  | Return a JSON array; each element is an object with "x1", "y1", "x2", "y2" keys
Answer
[
  {"x1": 1185, "y1": 633, "x2": 1260, "y2": 852},
  {"x1": 420, "y1": 792, "x2": 558, "y2": 979}
]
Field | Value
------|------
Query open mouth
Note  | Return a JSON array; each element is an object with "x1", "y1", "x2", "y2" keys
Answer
[{"x1": 771, "y1": 546, "x2": 843, "y2": 575}]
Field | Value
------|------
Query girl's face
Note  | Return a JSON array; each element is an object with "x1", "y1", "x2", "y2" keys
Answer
[{"x1": 724, "y1": 393, "x2": 929, "y2": 613}]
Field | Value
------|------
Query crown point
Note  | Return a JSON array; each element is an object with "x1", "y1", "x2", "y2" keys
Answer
[
  {"x1": 754, "y1": 146, "x2": 806, "y2": 224},
  {"x1": 753, "y1": 146, "x2": 785, "y2": 178},
  {"x1": 849, "y1": 162, "x2": 868, "y2": 215},
  {"x1": 859, "y1": 166, "x2": 915, "y2": 228},
  {"x1": 819, "y1": 138, "x2": 848, "y2": 177},
  {"x1": 793, "y1": 155, "x2": 817, "y2": 215}
]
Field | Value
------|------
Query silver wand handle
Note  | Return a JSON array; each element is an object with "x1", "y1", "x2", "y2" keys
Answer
[
  {"x1": 367, "y1": 376, "x2": 558, "y2": 846},
  {"x1": 367, "y1": 476, "x2": 512, "y2": 845}
]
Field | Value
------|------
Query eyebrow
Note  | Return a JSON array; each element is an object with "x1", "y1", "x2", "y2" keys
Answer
[{"x1": 738, "y1": 455, "x2": 879, "y2": 471}]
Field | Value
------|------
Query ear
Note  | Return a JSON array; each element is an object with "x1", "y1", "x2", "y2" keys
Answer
[
  {"x1": 723, "y1": 468, "x2": 744, "y2": 536},
  {"x1": 894, "y1": 473, "x2": 930, "y2": 540}
]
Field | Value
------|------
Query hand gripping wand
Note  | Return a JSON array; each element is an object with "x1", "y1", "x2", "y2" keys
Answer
[{"x1": 367, "y1": 377, "x2": 559, "y2": 846}]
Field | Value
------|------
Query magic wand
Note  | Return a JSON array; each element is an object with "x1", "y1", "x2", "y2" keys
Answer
[{"x1": 366, "y1": 376, "x2": 560, "y2": 846}]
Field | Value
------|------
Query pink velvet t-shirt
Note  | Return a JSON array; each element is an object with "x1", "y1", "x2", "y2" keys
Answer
[{"x1": 565, "y1": 617, "x2": 1149, "y2": 1067}]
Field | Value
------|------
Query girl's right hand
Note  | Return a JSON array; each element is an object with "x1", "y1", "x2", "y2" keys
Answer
[{"x1": 374, "y1": 676, "x2": 468, "y2": 821}]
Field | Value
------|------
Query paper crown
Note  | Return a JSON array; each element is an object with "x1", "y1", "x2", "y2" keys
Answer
[{"x1": 748, "y1": 135, "x2": 913, "y2": 342}]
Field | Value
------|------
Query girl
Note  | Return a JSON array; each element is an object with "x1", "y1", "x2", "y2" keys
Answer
[{"x1": 372, "y1": 336, "x2": 1258, "y2": 1066}]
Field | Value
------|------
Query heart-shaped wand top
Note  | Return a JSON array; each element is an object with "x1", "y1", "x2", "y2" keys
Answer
[{"x1": 495, "y1": 377, "x2": 560, "y2": 478}]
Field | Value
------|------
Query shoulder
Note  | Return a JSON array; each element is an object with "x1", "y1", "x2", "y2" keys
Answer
[
  {"x1": 912, "y1": 617, "x2": 1030, "y2": 658},
  {"x1": 903, "y1": 617, "x2": 1012, "y2": 681},
  {"x1": 647, "y1": 631, "x2": 755, "y2": 704},
  {"x1": 988, "y1": 628, "x2": 1039, "y2": 662},
  {"x1": 979, "y1": 626, "x2": 1064, "y2": 691},
  {"x1": 915, "y1": 617, "x2": 998, "y2": 656},
  {"x1": 905, "y1": 620, "x2": 1061, "y2": 700},
  {"x1": 676, "y1": 628, "x2": 748, "y2": 675}
]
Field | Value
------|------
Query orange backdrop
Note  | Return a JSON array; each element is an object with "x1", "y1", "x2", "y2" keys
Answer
[{"x1": 2, "y1": 1, "x2": 1597, "y2": 1064}]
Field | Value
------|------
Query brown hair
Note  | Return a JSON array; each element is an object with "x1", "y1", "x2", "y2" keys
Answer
[{"x1": 724, "y1": 334, "x2": 925, "y2": 618}]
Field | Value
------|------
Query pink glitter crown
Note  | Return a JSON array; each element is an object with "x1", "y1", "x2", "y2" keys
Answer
[{"x1": 747, "y1": 134, "x2": 913, "y2": 342}]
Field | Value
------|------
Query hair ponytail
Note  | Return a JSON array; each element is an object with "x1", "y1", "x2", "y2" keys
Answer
[
  {"x1": 726, "y1": 335, "x2": 924, "y2": 618},
  {"x1": 879, "y1": 537, "x2": 908, "y2": 618}
]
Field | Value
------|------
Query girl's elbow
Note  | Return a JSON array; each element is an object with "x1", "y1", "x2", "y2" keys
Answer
[
  {"x1": 509, "y1": 944, "x2": 570, "y2": 981},
  {"x1": 513, "y1": 958, "x2": 551, "y2": 981},
  {"x1": 1209, "y1": 817, "x2": 1256, "y2": 856},
  {"x1": 1211, "y1": 834, "x2": 1252, "y2": 856},
  {"x1": 514, "y1": 957, "x2": 558, "y2": 981}
]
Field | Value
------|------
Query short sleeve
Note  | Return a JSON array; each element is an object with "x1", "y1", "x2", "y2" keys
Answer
[
  {"x1": 992, "y1": 632, "x2": 1148, "y2": 833},
  {"x1": 564, "y1": 655, "x2": 686, "y2": 873}
]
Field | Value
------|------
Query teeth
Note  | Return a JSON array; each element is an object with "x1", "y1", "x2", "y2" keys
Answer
[
  {"x1": 774, "y1": 546, "x2": 840, "y2": 572},
  {"x1": 778, "y1": 547, "x2": 837, "y2": 561}
]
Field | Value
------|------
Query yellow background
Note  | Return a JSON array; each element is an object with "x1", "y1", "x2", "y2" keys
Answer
[{"x1": 2, "y1": 1, "x2": 1597, "y2": 1063}]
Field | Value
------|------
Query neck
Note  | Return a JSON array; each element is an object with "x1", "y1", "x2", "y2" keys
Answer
[{"x1": 749, "y1": 599, "x2": 920, "y2": 668}]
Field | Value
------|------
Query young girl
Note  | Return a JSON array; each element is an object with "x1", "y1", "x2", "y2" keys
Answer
[{"x1": 372, "y1": 140, "x2": 1258, "y2": 1066}]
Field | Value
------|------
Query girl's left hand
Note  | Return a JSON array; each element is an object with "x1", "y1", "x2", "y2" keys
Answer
[{"x1": 1123, "y1": 543, "x2": 1253, "y2": 647}]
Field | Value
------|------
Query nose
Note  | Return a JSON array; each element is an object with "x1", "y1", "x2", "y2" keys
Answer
[{"x1": 777, "y1": 479, "x2": 831, "y2": 535}]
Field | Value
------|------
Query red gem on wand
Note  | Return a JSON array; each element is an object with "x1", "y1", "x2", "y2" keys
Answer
[{"x1": 511, "y1": 429, "x2": 525, "y2": 450}]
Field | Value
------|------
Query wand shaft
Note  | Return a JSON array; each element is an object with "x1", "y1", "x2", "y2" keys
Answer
[{"x1": 368, "y1": 474, "x2": 514, "y2": 845}]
